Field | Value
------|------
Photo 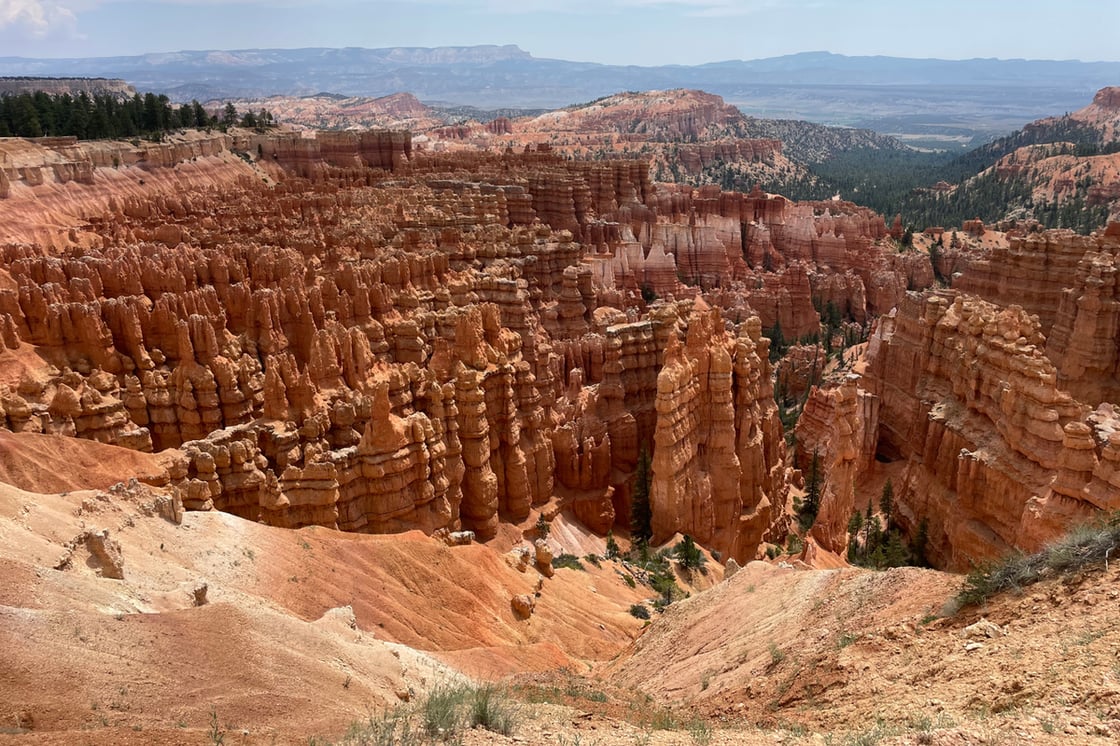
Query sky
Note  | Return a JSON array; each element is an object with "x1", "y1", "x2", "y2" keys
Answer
[{"x1": 1, "y1": 0, "x2": 1118, "y2": 64}]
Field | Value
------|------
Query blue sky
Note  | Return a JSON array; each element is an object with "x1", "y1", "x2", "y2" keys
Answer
[{"x1": 2, "y1": 0, "x2": 1117, "y2": 64}]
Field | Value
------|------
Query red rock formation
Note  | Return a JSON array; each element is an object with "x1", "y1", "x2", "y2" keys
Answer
[
  {"x1": 862, "y1": 292, "x2": 1106, "y2": 569},
  {"x1": 649, "y1": 301, "x2": 786, "y2": 560},
  {"x1": 795, "y1": 376, "x2": 879, "y2": 553},
  {"x1": 954, "y1": 228, "x2": 1120, "y2": 404},
  {"x1": 0, "y1": 123, "x2": 925, "y2": 564},
  {"x1": 674, "y1": 139, "x2": 782, "y2": 174},
  {"x1": 1093, "y1": 87, "x2": 1120, "y2": 109}
]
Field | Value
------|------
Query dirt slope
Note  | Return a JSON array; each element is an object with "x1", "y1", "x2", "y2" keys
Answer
[
  {"x1": 604, "y1": 559, "x2": 1120, "y2": 743},
  {"x1": 0, "y1": 431, "x2": 170, "y2": 494},
  {"x1": 0, "y1": 470, "x2": 647, "y2": 743}
]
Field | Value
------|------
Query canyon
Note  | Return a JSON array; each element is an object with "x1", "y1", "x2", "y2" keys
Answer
[
  {"x1": 0, "y1": 124, "x2": 926, "y2": 564},
  {"x1": 4, "y1": 112, "x2": 1120, "y2": 580},
  {"x1": 3, "y1": 87, "x2": 1120, "y2": 743}
]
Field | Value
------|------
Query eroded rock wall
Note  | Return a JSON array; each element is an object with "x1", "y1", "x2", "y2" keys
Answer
[
  {"x1": 0, "y1": 125, "x2": 929, "y2": 562},
  {"x1": 862, "y1": 291, "x2": 1110, "y2": 570},
  {"x1": 649, "y1": 303, "x2": 787, "y2": 559}
]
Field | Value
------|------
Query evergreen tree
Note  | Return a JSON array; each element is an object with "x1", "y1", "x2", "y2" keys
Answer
[
  {"x1": 14, "y1": 97, "x2": 43, "y2": 138},
  {"x1": 630, "y1": 445, "x2": 653, "y2": 545},
  {"x1": 825, "y1": 300, "x2": 841, "y2": 331},
  {"x1": 768, "y1": 319, "x2": 786, "y2": 362},
  {"x1": 884, "y1": 531, "x2": 909, "y2": 567},
  {"x1": 674, "y1": 534, "x2": 704, "y2": 571},
  {"x1": 913, "y1": 517, "x2": 930, "y2": 567},
  {"x1": 861, "y1": 500, "x2": 875, "y2": 554},
  {"x1": 798, "y1": 450, "x2": 822, "y2": 531},
  {"x1": 605, "y1": 531, "x2": 621, "y2": 560},
  {"x1": 846, "y1": 509, "x2": 864, "y2": 562},
  {"x1": 192, "y1": 100, "x2": 210, "y2": 128},
  {"x1": 0, "y1": 91, "x2": 271, "y2": 141},
  {"x1": 879, "y1": 479, "x2": 894, "y2": 533},
  {"x1": 222, "y1": 102, "x2": 238, "y2": 128}
]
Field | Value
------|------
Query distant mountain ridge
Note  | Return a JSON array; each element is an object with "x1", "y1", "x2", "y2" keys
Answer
[
  {"x1": 1, "y1": 46, "x2": 1118, "y2": 138},
  {"x1": 0, "y1": 77, "x2": 135, "y2": 98}
]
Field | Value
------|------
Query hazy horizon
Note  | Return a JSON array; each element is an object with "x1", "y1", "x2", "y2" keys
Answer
[{"x1": 2, "y1": 0, "x2": 1117, "y2": 65}]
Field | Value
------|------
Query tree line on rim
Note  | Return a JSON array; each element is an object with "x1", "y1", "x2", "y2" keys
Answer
[{"x1": 0, "y1": 90, "x2": 274, "y2": 141}]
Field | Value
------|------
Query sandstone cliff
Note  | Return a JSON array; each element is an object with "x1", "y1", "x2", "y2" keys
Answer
[
  {"x1": 860, "y1": 283, "x2": 1119, "y2": 570},
  {"x1": 0, "y1": 119, "x2": 934, "y2": 565},
  {"x1": 649, "y1": 303, "x2": 787, "y2": 558}
]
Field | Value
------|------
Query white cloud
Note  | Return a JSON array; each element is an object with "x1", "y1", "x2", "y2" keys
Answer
[{"x1": 0, "y1": 0, "x2": 77, "y2": 37}]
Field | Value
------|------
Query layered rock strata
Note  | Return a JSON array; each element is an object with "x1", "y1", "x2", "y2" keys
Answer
[
  {"x1": 861, "y1": 290, "x2": 1115, "y2": 569},
  {"x1": 0, "y1": 127, "x2": 917, "y2": 562},
  {"x1": 649, "y1": 303, "x2": 788, "y2": 558}
]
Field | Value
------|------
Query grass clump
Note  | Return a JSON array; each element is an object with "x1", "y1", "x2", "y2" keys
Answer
[
  {"x1": 421, "y1": 684, "x2": 465, "y2": 739},
  {"x1": 338, "y1": 708, "x2": 421, "y2": 745},
  {"x1": 467, "y1": 684, "x2": 517, "y2": 736},
  {"x1": 335, "y1": 682, "x2": 518, "y2": 744},
  {"x1": 956, "y1": 513, "x2": 1120, "y2": 608},
  {"x1": 687, "y1": 717, "x2": 712, "y2": 745}
]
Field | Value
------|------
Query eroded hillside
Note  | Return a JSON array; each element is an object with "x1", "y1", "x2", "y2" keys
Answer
[
  {"x1": 0, "y1": 127, "x2": 931, "y2": 562},
  {"x1": 3, "y1": 114, "x2": 1120, "y2": 744}
]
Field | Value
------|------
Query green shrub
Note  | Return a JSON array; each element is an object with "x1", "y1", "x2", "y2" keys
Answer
[
  {"x1": 422, "y1": 684, "x2": 464, "y2": 739},
  {"x1": 629, "y1": 603, "x2": 651, "y2": 620},
  {"x1": 673, "y1": 535, "x2": 706, "y2": 571},
  {"x1": 552, "y1": 553, "x2": 585, "y2": 571},
  {"x1": 339, "y1": 708, "x2": 420, "y2": 746},
  {"x1": 786, "y1": 534, "x2": 803, "y2": 555},
  {"x1": 649, "y1": 571, "x2": 680, "y2": 604},
  {"x1": 605, "y1": 531, "x2": 621, "y2": 559},
  {"x1": 687, "y1": 717, "x2": 713, "y2": 745}
]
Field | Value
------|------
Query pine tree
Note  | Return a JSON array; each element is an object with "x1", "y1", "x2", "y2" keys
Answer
[
  {"x1": 879, "y1": 479, "x2": 894, "y2": 533},
  {"x1": 913, "y1": 517, "x2": 930, "y2": 567},
  {"x1": 861, "y1": 500, "x2": 875, "y2": 555},
  {"x1": 768, "y1": 319, "x2": 786, "y2": 362},
  {"x1": 630, "y1": 445, "x2": 653, "y2": 545},
  {"x1": 14, "y1": 97, "x2": 43, "y2": 138},
  {"x1": 798, "y1": 450, "x2": 822, "y2": 531},
  {"x1": 222, "y1": 102, "x2": 238, "y2": 128},
  {"x1": 846, "y1": 510, "x2": 864, "y2": 562},
  {"x1": 884, "y1": 531, "x2": 909, "y2": 567},
  {"x1": 674, "y1": 535, "x2": 704, "y2": 571},
  {"x1": 605, "y1": 531, "x2": 621, "y2": 559},
  {"x1": 192, "y1": 100, "x2": 209, "y2": 127}
]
